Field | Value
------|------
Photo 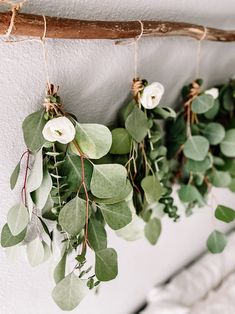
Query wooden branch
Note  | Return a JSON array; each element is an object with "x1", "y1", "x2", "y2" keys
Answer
[{"x1": 1, "y1": 11, "x2": 235, "y2": 41}]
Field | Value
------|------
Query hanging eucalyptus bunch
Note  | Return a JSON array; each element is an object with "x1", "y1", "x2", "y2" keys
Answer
[
  {"x1": 1, "y1": 84, "x2": 134, "y2": 311},
  {"x1": 109, "y1": 78, "x2": 179, "y2": 245},
  {"x1": 166, "y1": 78, "x2": 235, "y2": 253}
]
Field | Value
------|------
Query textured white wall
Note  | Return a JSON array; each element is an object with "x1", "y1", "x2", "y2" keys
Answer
[{"x1": 0, "y1": 1, "x2": 235, "y2": 314}]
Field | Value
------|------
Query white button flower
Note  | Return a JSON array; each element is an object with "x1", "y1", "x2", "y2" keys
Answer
[
  {"x1": 140, "y1": 82, "x2": 164, "y2": 109},
  {"x1": 42, "y1": 116, "x2": 75, "y2": 144},
  {"x1": 205, "y1": 87, "x2": 219, "y2": 99}
]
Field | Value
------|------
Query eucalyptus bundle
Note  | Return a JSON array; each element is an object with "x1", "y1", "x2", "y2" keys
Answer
[
  {"x1": 166, "y1": 78, "x2": 235, "y2": 253},
  {"x1": 1, "y1": 84, "x2": 134, "y2": 311},
  {"x1": 109, "y1": 78, "x2": 178, "y2": 244}
]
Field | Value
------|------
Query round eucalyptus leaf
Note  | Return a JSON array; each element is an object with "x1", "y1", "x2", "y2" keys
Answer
[
  {"x1": 52, "y1": 273, "x2": 88, "y2": 311},
  {"x1": 58, "y1": 196, "x2": 86, "y2": 237},
  {"x1": 91, "y1": 164, "x2": 127, "y2": 199},
  {"x1": 1, "y1": 223, "x2": 26, "y2": 248},
  {"x1": 203, "y1": 123, "x2": 225, "y2": 145},
  {"x1": 125, "y1": 106, "x2": 149, "y2": 143},
  {"x1": 144, "y1": 218, "x2": 161, "y2": 245},
  {"x1": 95, "y1": 248, "x2": 118, "y2": 281},
  {"x1": 27, "y1": 148, "x2": 43, "y2": 193},
  {"x1": 220, "y1": 129, "x2": 235, "y2": 157},
  {"x1": 141, "y1": 175, "x2": 162, "y2": 204},
  {"x1": 54, "y1": 253, "x2": 67, "y2": 284},
  {"x1": 110, "y1": 128, "x2": 132, "y2": 155},
  {"x1": 88, "y1": 218, "x2": 107, "y2": 251},
  {"x1": 71, "y1": 123, "x2": 112, "y2": 159},
  {"x1": 204, "y1": 99, "x2": 219, "y2": 120},
  {"x1": 178, "y1": 185, "x2": 204, "y2": 205},
  {"x1": 22, "y1": 109, "x2": 47, "y2": 152},
  {"x1": 209, "y1": 170, "x2": 231, "y2": 187},
  {"x1": 215, "y1": 205, "x2": 235, "y2": 223},
  {"x1": 7, "y1": 202, "x2": 29, "y2": 236},
  {"x1": 26, "y1": 237, "x2": 45, "y2": 267},
  {"x1": 191, "y1": 94, "x2": 214, "y2": 114},
  {"x1": 33, "y1": 166, "x2": 52, "y2": 209},
  {"x1": 183, "y1": 136, "x2": 209, "y2": 161},
  {"x1": 207, "y1": 230, "x2": 227, "y2": 254},
  {"x1": 185, "y1": 156, "x2": 212, "y2": 173}
]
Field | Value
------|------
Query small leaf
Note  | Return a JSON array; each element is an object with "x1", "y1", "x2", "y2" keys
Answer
[
  {"x1": 204, "y1": 99, "x2": 219, "y2": 119},
  {"x1": 71, "y1": 123, "x2": 112, "y2": 159},
  {"x1": 52, "y1": 273, "x2": 88, "y2": 311},
  {"x1": 95, "y1": 248, "x2": 118, "y2": 281},
  {"x1": 141, "y1": 175, "x2": 162, "y2": 204},
  {"x1": 26, "y1": 237, "x2": 45, "y2": 267},
  {"x1": 185, "y1": 156, "x2": 212, "y2": 173},
  {"x1": 88, "y1": 218, "x2": 107, "y2": 251},
  {"x1": 110, "y1": 128, "x2": 132, "y2": 155},
  {"x1": 99, "y1": 201, "x2": 132, "y2": 230},
  {"x1": 7, "y1": 202, "x2": 29, "y2": 236},
  {"x1": 33, "y1": 166, "x2": 52, "y2": 209},
  {"x1": 27, "y1": 148, "x2": 43, "y2": 193},
  {"x1": 191, "y1": 94, "x2": 214, "y2": 114},
  {"x1": 22, "y1": 109, "x2": 47, "y2": 152},
  {"x1": 153, "y1": 106, "x2": 176, "y2": 119},
  {"x1": 183, "y1": 136, "x2": 209, "y2": 161},
  {"x1": 54, "y1": 252, "x2": 67, "y2": 284},
  {"x1": 203, "y1": 123, "x2": 225, "y2": 145},
  {"x1": 209, "y1": 170, "x2": 231, "y2": 187},
  {"x1": 215, "y1": 205, "x2": 235, "y2": 223},
  {"x1": 125, "y1": 107, "x2": 149, "y2": 142},
  {"x1": 178, "y1": 185, "x2": 204, "y2": 205},
  {"x1": 10, "y1": 161, "x2": 20, "y2": 190},
  {"x1": 144, "y1": 218, "x2": 161, "y2": 245},
  {"x1": 1, "y1": 224, "x2": 26, "y2": 248},
  {"x1": 220, "y1": 129, "x2": 235, "y2": 157},
  {"x1": 91, "y1": 164, "x2": 127, "y2": 199},
  {"x1": 58, "y1": 196, "x2": 86, "y2": 236},
  {"x1": 207, "y1": 230, "x2": 227, "y2": 254}
]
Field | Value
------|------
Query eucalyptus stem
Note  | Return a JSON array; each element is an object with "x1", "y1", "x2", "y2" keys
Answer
[{"x1": 52, "y1": 144, "x2": 62, "y2": 208}]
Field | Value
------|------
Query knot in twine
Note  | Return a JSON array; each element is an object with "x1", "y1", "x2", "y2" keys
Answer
[
  {"x1": 184, "y1": 80, "x2": 201, "y2": 107},
  {"x1": 42, "y1": 84, "x2": 64, "y2": 116},
  {"x1": 132, "y1": 78, "x2": 145, "y2": 102}
]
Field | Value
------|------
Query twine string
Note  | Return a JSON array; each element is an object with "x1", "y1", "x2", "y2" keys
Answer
[
  {"x1": 195, "y1": 26, "x2": 207, "y2": 78},
  {"x1": 40, "y1": 15, "x2": 51, "y2": 93}
]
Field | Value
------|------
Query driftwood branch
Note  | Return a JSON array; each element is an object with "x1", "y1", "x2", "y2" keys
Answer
[{"x1": 1, "y1": 11, "x2": 235, "y2": 41}]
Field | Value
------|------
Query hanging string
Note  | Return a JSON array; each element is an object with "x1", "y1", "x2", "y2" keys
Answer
[
  {"x1": 195, "y1": 26, "x2": 207, "y2": 78},
  {"x1": 115, "y1": 20, "x2": 144, "y2": 79},
  {"x1": 40, "y1": 15, "x2": 52, "y2": 93}
]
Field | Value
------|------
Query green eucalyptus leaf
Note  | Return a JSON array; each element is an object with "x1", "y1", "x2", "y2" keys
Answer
[
  {"x1": 207, "y1": 230, "x2": 227, "y2": 254},
  {"x1": 33, "y1": 166, "x2": 52, "y2": 209},
  {"x1": 94, "y1": 180, "x2": 132, "y2": 205},
  {"x1": 110, "y1": 128, "x2": 132, "y2": 155},
  {"x1": 7, "y1": 202, "x2": 28, "y2": 236},
  {"x1": 42, "y1": 194, "x2": 56, "y2": 220},
  {"x1": 91, "y1": 164, "x2": 127, "y2": 199},
  {"x1": 61, "y1": 154, "x2": 92, "y2": 191},
  {"x1": 1, "y1": 223, "x2": 26, "y2": 248},
  {"x1": 71, "y1": 123, "x2": 112, "y2": 159},
  {"x1": 204, "y1": 99, "x2": 219, "y2": 120},
  {"x1": 54, "y1": 252, "x2": 67, "y2": 284},
  {"x1": 99, "y1": 201, "x2": 132, "y2": 230},
  {"x1": 22, "y1": 109, "x2": 47, "y2": 152},
  {"x1": 141, "y1": 175, "x2": 162, "y2": 204},
  {"x1": 95, "y1": 248, "x2": 118, "y2": 281},
  {"x1": 58, "y1": 196, "x2": 86, "y2": 237},
  {"x1": 229, "y1": 178, "x2": 235, "y2": 192},
  {"x1": 88, "y1": 218, "x2": 107, "y2": 251},
  {"x1": 191, "y1": 94, "x2": 214, "y2": 114},
  {"x1": 27, "y1": 148, "x2": 43, "y2": 193},
  {"x1": 125, "y1": 107, "x2": 149, "y2": 142},
  {"x1": 10, "y1": 161, "x2": 21, "y2": 190},
  {"x1": 215, "y1": 205, "x2": 235, "y2": 223},
  {"x1": 220, "y1": 129, "x2": 235, "y2": 157},
  {"x1": 178, "y1": 185, "x2": 204, "y2": 205},
  {"x1": 209, "y1": 170, "x2": 231, "y2": 187},
  {"x1": 144, "y1": 218, "x2": 161, "y2": 245},
  {"x1": 26, "y1": 237, "x2": 45, "y2": 267},
  {"x1": 185, "y1": 156, "x2": 211, "y2": 173},
  {"x1": 52, "y1": 273, "x2": 88, "y2": 311},
  {"x1": 183, "y1": 136, "x2": 209, "y2": 161},
  {"x1": 203, "y1": 123, "x2": 225, "y2": 145}
]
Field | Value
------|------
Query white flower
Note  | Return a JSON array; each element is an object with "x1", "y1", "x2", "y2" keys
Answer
[
  {"x1": 140, "y1": 82, "x2": 164, "y2": 109},
  {"x1": 205, "y1": 87, "x2": 219, "y2": 99},
  {"x1": 42, "y1": 116, "x2": 75, "y2": 144}
]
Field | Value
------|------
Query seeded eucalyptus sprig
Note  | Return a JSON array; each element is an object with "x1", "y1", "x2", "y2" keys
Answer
[
  {"x1": 166, "y1": 78, "x2": 235, "y2": 253},
  {"x1": 109, "y1": 78, "x2": 178, "y2": 245},
  {"x1": 1, "y1": 84, "x2": 133, "y2": 311}
]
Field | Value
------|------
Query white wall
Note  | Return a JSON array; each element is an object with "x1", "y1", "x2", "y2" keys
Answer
[{"x1": 0, "y1": 1, "x2": 235, "y2": 314}]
